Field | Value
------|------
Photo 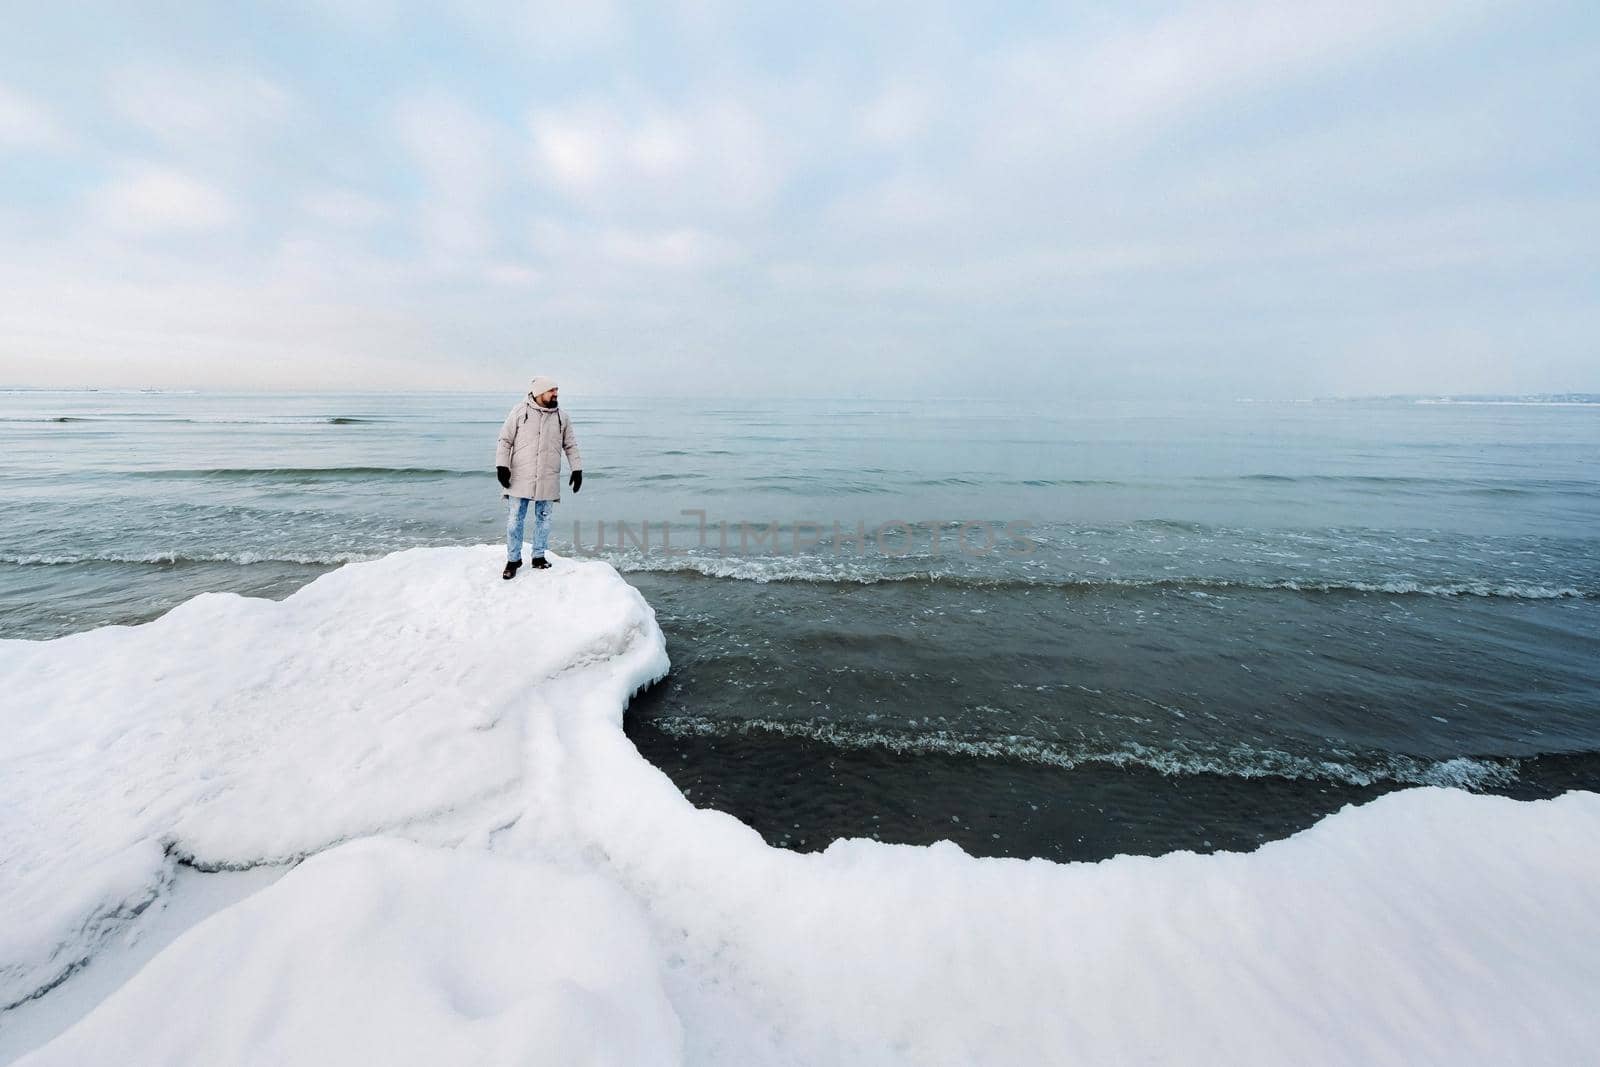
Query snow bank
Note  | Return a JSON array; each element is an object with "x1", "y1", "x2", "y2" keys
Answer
[
  {"x1": 4, "y1": 546, "x2": 1598, "y2": 1065},
  {"x1": 18, "y1": 839, "x2": 680, "y2": 1067},
  {"x1": 0, "y1": 546, "x2": 666, "y2": 1007},
  {"x1": 0, "y1": 865, "x2": 279, "y2": 1061}
]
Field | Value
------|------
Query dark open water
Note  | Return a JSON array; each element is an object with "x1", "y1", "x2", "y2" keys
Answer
[{"x1": 3, "y1": 390, "x2": 1597, "y2": 861}]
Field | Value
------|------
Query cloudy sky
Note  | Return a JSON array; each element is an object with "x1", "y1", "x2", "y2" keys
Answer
[{"x1": 0, "y1": 0, "x2": 1594, "y2": 398}]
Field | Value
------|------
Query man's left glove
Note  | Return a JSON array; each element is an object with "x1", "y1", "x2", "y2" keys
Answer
[
  {"x1": 496, "y1": 466, "x2": 511, "y2": 489},
  {"x1": 569, "y1": 470, "x2": 583, "y2": 493}
]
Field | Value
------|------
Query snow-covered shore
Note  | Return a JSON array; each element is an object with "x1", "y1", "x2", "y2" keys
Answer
[{"x1": 3, "y1": 547, "x2": 1597, "y2": 1065}]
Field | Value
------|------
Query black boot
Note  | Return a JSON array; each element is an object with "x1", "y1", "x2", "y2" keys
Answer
[
  {"x1": 529, "y1": 556, "x2": 551, "y2": 569},
  {"x1": 502, "y1": 560, "x2": 522, "y2": 580}
]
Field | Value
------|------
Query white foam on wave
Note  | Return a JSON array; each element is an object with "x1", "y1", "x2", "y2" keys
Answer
[
  {"x1": 648, "y1": 715, "x2": 1524, "y2": 789},
  {"x1": 1260, "y1": 578, "x2": 1588, "y2": 599},
  {"x1": 0, "y1": 551, "x2": 380, "y2": 567},
  {"x1": 3, "y1": 547, "x2": 1598, "y2": 1065},
  {"x1": 9, "y1": 545, "x2": 1589, "y2": 601},
  {"x1": 608, "y1": 552, "x2": 1591, "y2": 598}
]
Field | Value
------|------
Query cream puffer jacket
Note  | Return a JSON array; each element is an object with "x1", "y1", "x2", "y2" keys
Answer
[{"x1": 495, "y1": 397, "x2": 583, "y2": 501}]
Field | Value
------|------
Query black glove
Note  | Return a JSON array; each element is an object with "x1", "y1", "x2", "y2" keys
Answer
[
  {"x1": 569, "y1": 470, "x2": 583, "y2": 493},
  {"x1": 496, "y1": 466, "x2": 510, "y2": 489}
]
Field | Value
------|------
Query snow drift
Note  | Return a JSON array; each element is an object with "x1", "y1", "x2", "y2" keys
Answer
[
  {"x1": 19, "y1": 839, "x2": 681, "y2": 1067},
  {"x1": 2, "y1": 546, "x2": 1598, "y2": 1065}
]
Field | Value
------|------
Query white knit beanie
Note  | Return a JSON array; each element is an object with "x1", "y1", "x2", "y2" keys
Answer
[{"x1": 528, "y1": 376, "x2": 559, "y2": 398}]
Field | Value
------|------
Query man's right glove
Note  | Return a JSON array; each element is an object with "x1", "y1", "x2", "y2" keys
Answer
[{"x1": 496, "y1": 466, "x2": 511, "y2": 489}]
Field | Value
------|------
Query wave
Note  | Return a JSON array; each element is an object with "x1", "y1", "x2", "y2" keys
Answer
[
  {"x1": 0, "y1": 416, "x2": 389, "y2": 425},
  {"x1": 605, "y1": 555, "x2": 1591, "y2": 598},
  {"x1": 685, "y1": 477, "x2": 1138, "y2": 495},
  {"x1": 123, "y1": 466, "x2": 476, "y2": 481},
  {"x1": 647, "y1": 715, "x2": 1523, "y2": 791},
  {"x1": 18, "y1": 553, "x2": 1581, "y2": 598},
  {"x1": 0, "y1": 551, "x2": 377, "y2": 567},
  {"x1": 908, "y1": 477, "x2": 1128, "y2": 488},
  {"x1": 1232, "y1": 473, "x2": 1597, "y2": 495},
  {"x1": 1019, "y1": 478, "x2": 1126, "y2": 487},
  {"x1": 489, "y1": 470, "x2": 1593, "y2": 496},
  {"x1": 573, "y1": 472, "x2": 1596, "y2": 496}
]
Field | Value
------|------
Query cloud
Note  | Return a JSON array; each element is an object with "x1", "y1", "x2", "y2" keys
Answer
[
  {"x1": 299, "y1": 188, "x2": 391, "y2": 229},
  {"x1": 528, "y1": 105, "x2": 613, "y2": 194},
  {"x1": 483, "y1": 261, "x2": 542, "y2": 287},
  {"x1": 855, "y1": 84, "x2": 936, "y2": 148},
  {"x1": 108, "y1": 67, "x2": 294, "y2": 150},
  {"x1": 451, "y1": 0, "x2": 626, "y2": 57},
  {"x1": 598, "y1": 226, "x2": 738, "y2": 270},
  {"x1": 290, "y1": 0, "x2": 400, "y2": 33},
  {"x1": 528, "y1": 216, "x2": 738, "y2": 274},
  {"x1": 828, "y1": 174, "x2": 955, "y2": 230},
  {"x1": 0, "y1": 83, "x2": 69, "y2": 150},
  {"x1": 528, "y1": 96, "x2": 787, "y2": 217},
  {"x1": 394, "y1": 90, "x2": 505, "y2": 260},
  {"x1": 89, "y1": 165, "x2": 235, "y2": 234},
  {"x1": 980, "y1": 0, "x2": 1463, "y2": 164}
]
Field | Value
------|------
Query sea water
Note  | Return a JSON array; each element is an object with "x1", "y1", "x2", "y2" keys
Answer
[{"x1": 2, "y1": 389, "x2": 1597, "y2": 860}]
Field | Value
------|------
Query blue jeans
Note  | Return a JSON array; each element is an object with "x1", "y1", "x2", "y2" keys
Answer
[{"x1": 506, "y1": 498, "x2": 553, "y2": 561}]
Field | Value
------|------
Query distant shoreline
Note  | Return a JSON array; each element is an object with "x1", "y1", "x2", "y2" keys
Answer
[{"x1": 1239, "y1": 393, "x2": 1600, "y2": 406}]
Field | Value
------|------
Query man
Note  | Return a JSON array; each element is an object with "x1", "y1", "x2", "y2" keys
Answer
[{"x1": 495, "y1": 376, "x2": 583, "y2": 579}]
